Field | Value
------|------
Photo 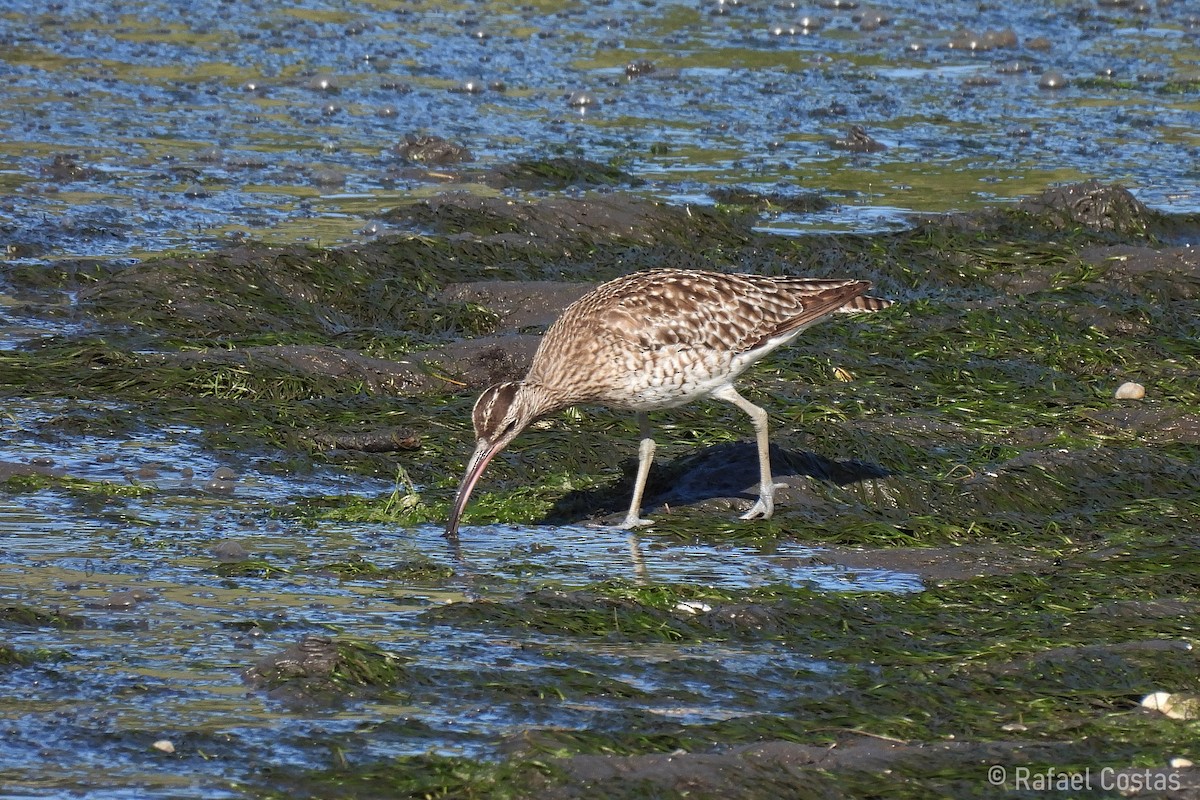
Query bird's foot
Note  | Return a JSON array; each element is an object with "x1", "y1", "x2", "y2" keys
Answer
[
  {"x1": 739, "y1": 483, "x2": 787, "y2": 521},
  {"x1": 739, "y1": 500, "x2": 772, "y2": 521}
]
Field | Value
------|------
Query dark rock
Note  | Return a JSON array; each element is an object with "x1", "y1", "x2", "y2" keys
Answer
[
  {"x1": 1016, "y1": 181, "x2": 1154, "y2": 236},
  {"x1": 831, "y1": 125, "x2": 888, "y2": 152},
  {"x1": 392, "y1": 134, "x2": 474, "y2": 165}
]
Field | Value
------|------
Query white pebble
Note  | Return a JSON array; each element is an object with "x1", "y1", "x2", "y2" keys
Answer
[
  {"x1": 1140, "y1": 691, "x2": 1173, "y2": 711},
  {"x1": 152, "y1": 739, "x2": 175, "y2": 753},
  {"x1": 1169, "y1": 757, "x2": 1193, "y2": 768},
  {"x1": 1114, "y1": 381, "x2": 1145, "y2": 400}
]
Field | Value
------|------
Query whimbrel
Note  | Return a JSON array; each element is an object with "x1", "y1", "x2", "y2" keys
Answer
[{"x1": 445, "y1": 269, "x2": 891, "y2": 537}]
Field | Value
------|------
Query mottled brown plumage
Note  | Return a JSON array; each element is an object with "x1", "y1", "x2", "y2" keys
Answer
[{"x1": 447, "y1": 269, "x2": 891, "y2": 537}]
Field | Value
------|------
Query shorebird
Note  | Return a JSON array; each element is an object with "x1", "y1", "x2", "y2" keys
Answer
[{"x1": 445, "y1": 268, "x2": 891, "y2": 538}]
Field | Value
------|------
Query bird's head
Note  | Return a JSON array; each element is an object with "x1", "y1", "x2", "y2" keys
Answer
[{"x1": 445, "y1": 381, "x2": 548, "y2": 538}]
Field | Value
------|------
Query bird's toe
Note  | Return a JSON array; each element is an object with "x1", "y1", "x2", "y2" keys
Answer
[{"x1": 739, "y1": 504, "x2": 772, "y2": 521}]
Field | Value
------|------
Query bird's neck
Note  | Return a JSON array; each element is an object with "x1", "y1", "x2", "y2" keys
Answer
[{"x1": 516, "y1": 380, "x2": 568, "y2": 420}]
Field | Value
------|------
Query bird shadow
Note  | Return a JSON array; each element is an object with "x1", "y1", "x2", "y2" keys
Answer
[{"x1": 542, "y1": 440, "x2": 892, "y2": 525}]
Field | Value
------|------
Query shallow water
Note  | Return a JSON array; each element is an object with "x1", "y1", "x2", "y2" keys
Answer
[
  {"x1": 1, "y1": 0, "x2": 1197, "y2": 263},
  {"x1": 0, "y1": 429, "x2": 917, "y2": 796}
]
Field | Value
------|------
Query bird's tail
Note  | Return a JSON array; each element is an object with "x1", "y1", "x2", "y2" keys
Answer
[{"x1": 836, "y1": 293, "x2": 892, "y2": 312}]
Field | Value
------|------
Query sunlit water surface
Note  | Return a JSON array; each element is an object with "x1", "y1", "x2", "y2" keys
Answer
[{"x1": 0, "y1": 0, "x2": 1197, "y2": 263}]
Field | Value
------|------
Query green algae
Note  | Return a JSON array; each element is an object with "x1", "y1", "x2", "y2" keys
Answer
[
  {"x1": 0, "y1": 603, "x2": 85, "y2": 630},
  {"x1": 408, "y1": 550, "x2": 1197, "y2": 795},
  {"x1": 0, "y1": 644, "x2": 72, "y2": 668},
  {"x1": 425, "y1": 544, "x2": 1198, "y2": 658},
  {"x1": 709, "y1": 187, "x2": 834, "y2": 215},
  {"x1": 259, "y1": 754, "x2": 558, "y2": 800},
  {"x1": 6, "y1": 189, "x2": 1197, "y2": 544},
  {"x1": 14, "y1": 188, "x2": 1185, "y2": 554},
  {"x1": 245, "y1": 637, "x2": 412, "y2": 697},
  {"x1": 317, "y1": 556, "x2": 454, "y2": 583},
  {"x1": 213, "y1": 559, "x2": 292, "y2": 580},
  {"x1": 0, "y1": 605, "x2": 80, "y2": 670},
  {"x1": 2, "y1": 472, "x2": 159, "y2": 500},
  {"x1": 485, "y1": 156, "x2": 638, "y2": 190}
]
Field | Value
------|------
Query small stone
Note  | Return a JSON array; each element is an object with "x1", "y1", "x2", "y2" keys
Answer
[
  {"x1": 211, "y1": 540, "x2": 251, "y2": 563},
  {"x1": 152, "y1": 739, "x2": 175, "y2": 753},
  {"x1": 308, "y1": 75, "x2": 339, "y2": 93},
  {"x1": 626, "y1": 59, "x2": 655, "y2": 77},
  {"x1": 1000, "y1": 722, "x2": 1027, "y2": 732},
  {"x1": 1038, "y1": 70, "x2": 1069, "y2": 90},
  {"x1": 831, "y1": 124, "x2": 886, "y2": 152},
  {"x1": 1141, "y1": 691, "x2": 1173, "y2": 711},
  {"x1": 567, "y1": 90, "x2": 596, "y2": 108},
  {"x1": 90, "y1": 588, "x2": 157, "y2": 609},
  {"x1": 393, "y1": 134, "x2": 473, "y2": 165},
  {"x1": 310, "y1": 167, "x2": 346, "y2": 187},
  {"x1": 1141, "y1": 691, "x2": 1200, "y2": 720},
  {"x1": 1115, "y1": 381, "x2": 1145, "y2": 400},
  {"x1": 1170, "y1": 757, "x2": 1194, "y2": 768}
]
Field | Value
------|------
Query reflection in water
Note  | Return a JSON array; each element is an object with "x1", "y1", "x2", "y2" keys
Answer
[
  {"x1": 629, "y1": 532, "x2": 649, "y2": 585},
  {"x1": 425, "y1": 523, "x2": 919, "y2": 593}
]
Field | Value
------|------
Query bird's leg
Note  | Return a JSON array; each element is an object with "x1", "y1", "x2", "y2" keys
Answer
[
  {"x1": 618, "y1": 412, "x2": 657, "y2": 529},
  {"x1": 713, "y1": 385, "x2": 781, "y2": 520}
]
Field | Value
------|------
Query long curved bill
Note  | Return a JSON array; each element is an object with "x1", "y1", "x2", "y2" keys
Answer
[{"x1": 445, "y1": 438, "x2": 500, "y2": 539}]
